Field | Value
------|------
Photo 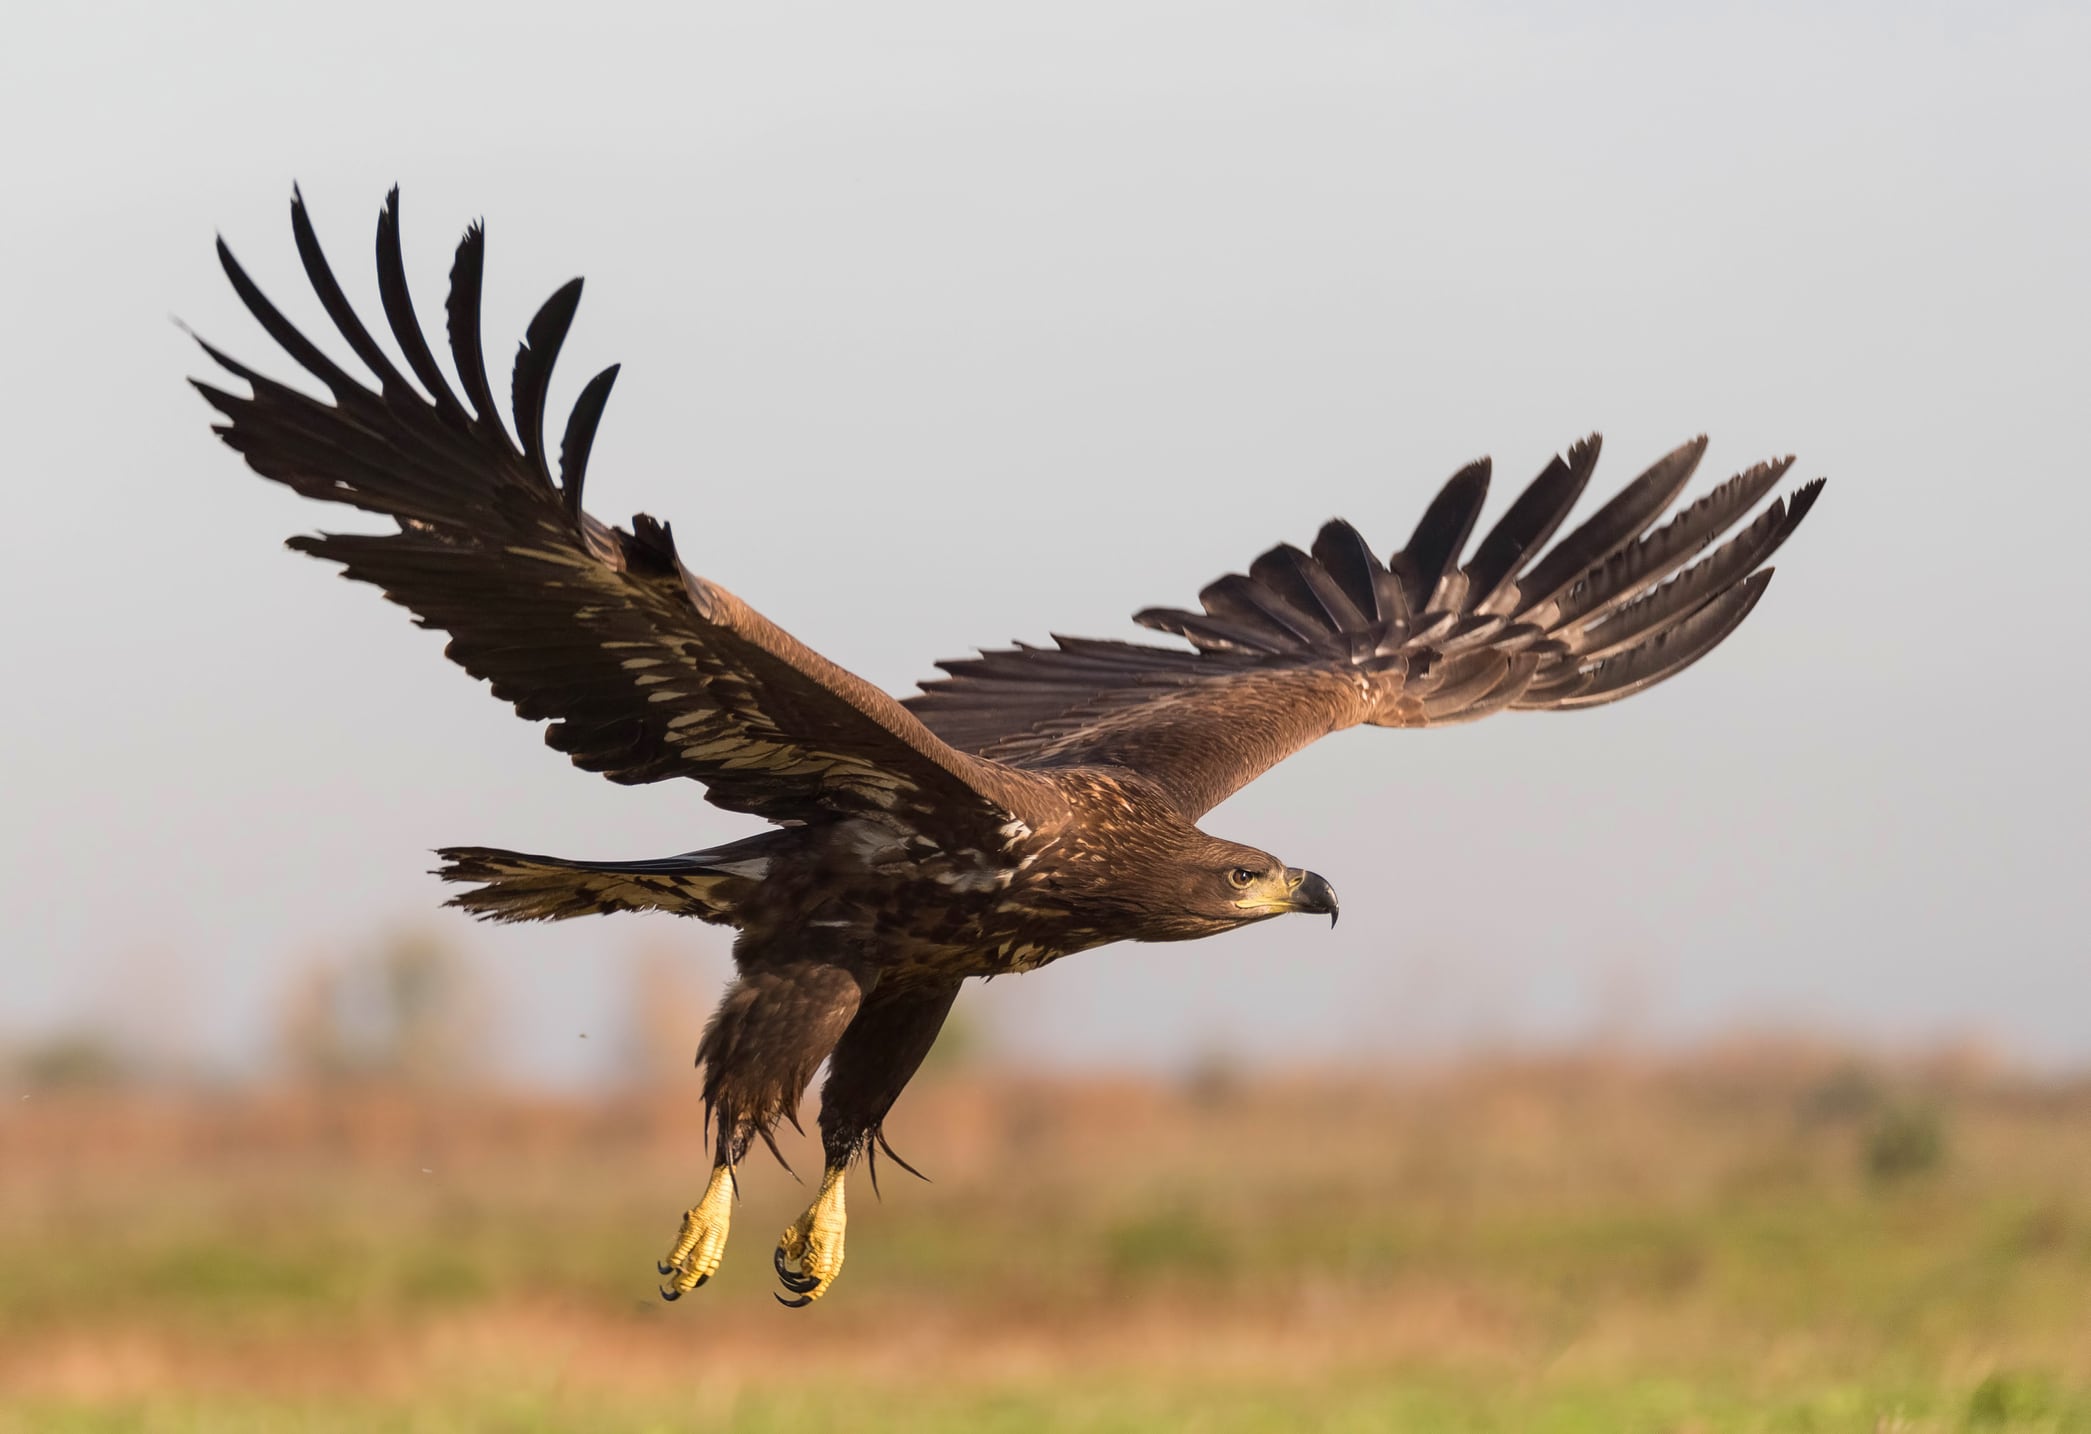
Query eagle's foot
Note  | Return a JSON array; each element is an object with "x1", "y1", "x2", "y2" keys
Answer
[
  {"x1": 773, "y1": 1166, "x2": 846, "y2": 1307},
  {"x1": 658, "y1": 1163, "x2": 735, "y2": 1300}
]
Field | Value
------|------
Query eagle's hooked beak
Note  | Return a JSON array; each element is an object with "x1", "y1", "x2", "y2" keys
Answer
[{"x1": 1284, "y1": 869, "x2": 1340, "y2": 928}]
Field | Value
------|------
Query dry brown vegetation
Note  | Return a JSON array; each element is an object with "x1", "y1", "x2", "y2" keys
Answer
[{"x1": 4, "y1": 1037, "x2": 2090, "y2": 1430}]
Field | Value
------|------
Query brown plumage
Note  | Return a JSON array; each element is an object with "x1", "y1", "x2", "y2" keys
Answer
[{"x1": 195, "y1": 188, "x2": 1824, "y2": 1302}]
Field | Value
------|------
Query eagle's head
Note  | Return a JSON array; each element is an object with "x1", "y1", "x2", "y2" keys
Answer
[{"x1": 1115, "y1": 832, "x2": 1339, "y2": 942}]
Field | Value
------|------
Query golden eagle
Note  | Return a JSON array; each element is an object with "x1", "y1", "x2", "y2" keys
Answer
[{"x1": 195, "y1": 189, "x2": 1823, "y2": 1305}]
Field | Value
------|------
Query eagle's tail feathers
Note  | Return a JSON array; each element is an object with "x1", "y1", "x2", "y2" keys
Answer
[{"x1": 435, "y1": 844, "x2": 766, "y2": 925}]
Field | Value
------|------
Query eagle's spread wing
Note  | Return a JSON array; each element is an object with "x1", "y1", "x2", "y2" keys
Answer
[
  {"x1": 195, "y1": 189, "x2": 1046, "y2": 843},
  {"x1": 908, "y1": 436, "x2": 1822, "y2": 818}
]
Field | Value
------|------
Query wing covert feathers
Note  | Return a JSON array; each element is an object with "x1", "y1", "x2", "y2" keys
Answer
[
  {"x1": 909, "y1": 434, "x2": 1822, "y2": 812},
  {"x1": 195, "y1": 187, "x2": 1046, "y2": 842}
]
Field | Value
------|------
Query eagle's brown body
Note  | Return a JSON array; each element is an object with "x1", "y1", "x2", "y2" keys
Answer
[{"x1": 195, "y1": 188, "x2": 1823, "y2": 1304}]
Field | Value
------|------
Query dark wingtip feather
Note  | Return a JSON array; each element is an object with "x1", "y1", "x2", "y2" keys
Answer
[
  {"x1": 1549, "y1": 453, "x2": 1799, "y2": 632},
  {"x1": 1554, "y1": 566, "x2": 1776, "y2": 710},
  {"x1": 1248, "y1": 542, "x2": 1371, "y2": 640},
  {"x1": 445, "y1": 219, "x2": 514, "y2": 448},
  {"x1": 1134, "y1": 606, "x2": 1286, "y2": 654},
  {"x1": 560, "y1": 362, "x2": 621, "y2": 520},
  {"x1": 1783, "y1": 476, "x2": 1826, "y2": 530},
  {"x1": 1199, "y1": 572, "x2": 1342, "y2": 652},
  {"x1": 187, "y1": 330, "x2": 269, "y2": 387},
  {"x1": 512, "y1": 276, "x2": 586, "y2": 488},
  {"x1": 1396, "y1": 457, "x2": 1491, "y2": 610},
  {"x1": 216, "y1": 231, "x2": 362, "y2": 400},
  {"x1": 287, "y1": 184, "x2": 418, "y2": 400},
  {"x1": 1464, "y1": 438, "x2": 1599, "y2": 611},
  {"x1": 374, "y1": 187, "x2": 469, "y2": 423},
  {"x1": 1516, "y1": 434, "x2": 1708, "y2": 614},
  {"x1": 1310, "y1": 518, "x2": 1387, "y2": 623}
]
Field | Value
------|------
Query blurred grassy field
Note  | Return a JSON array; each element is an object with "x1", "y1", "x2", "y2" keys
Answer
[{"x1": 4, "y1": 1044, "x2": 2090, "y2": 1432}]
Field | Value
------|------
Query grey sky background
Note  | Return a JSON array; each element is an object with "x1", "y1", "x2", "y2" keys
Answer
[{"x1": 2, "y1": 1, "x2": 2084, "y2": 1084}]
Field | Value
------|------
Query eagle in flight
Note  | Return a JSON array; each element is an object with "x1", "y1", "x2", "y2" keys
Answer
[{"x1": 196, "y1": 189, "x2": 1823, "y2": 1306}]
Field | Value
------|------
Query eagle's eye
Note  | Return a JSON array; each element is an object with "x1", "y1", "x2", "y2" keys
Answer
[{"x1": 1226, "y1": 867, "x2": 1257, "y2": 890}]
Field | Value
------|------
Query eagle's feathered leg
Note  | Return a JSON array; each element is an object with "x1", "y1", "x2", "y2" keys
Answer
[
  {"x1": 771, "y1": 979, "x2": 963, "y2": 1307},
  {"x1": 657, "y1": 958, "x2": 868, "y2": 1299}
]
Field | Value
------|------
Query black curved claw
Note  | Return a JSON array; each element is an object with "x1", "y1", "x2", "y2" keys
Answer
[
  {"x1": 773, "y1": 1245, "x2": 819, "y2": 1292},
  {"x1": 657, "y1": 1261, "x2": 675, "y2": 1276},
  {"x1": 659, "y1": 1283, "x2": 681, "y2": 1302},
  {"x1": 774, "y1": 1291, "x2": 813, "y2": 1308}
]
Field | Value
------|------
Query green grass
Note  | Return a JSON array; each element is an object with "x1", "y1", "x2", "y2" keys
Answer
[
  {"x1": 11, "y1": 1372, "x2": 2091, "y2": 1434},
  {"x1": 5, "y1": 1061, "x2": 2091, "y2": 1430}
]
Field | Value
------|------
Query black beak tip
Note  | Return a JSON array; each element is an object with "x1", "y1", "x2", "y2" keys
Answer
[{"x1": 1289, "y1": 870, "x2": 1339, "y2": 926}]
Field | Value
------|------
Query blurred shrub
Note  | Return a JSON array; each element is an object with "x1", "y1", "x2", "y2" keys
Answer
[
  {"x1": 1798, "y1": 1063, "x2": 1886, "y2": 1126},
  {"x1": 1181, "y1": 1046, "x2": 1248, "y2": 1110},
  {"x1": 276, "y1": 929, "x2": 487, "y2": 1087},
  {"x1": 7, "y1": 1029, "x2": 135, "y2": 1089},
  {"x1": 1797, "y1": 1065, "x2": 1949, "y2": 1184},
  {"x1": 1104, "y1": 1204, "x2": 1229, "y2": 1280},
  {"x1": 1966, "y1": 1369, "x2": 2060, "y2": 1426},
  {"x1": 1864, "y1": 1100, "x2": 1947, "y2": 1184}
]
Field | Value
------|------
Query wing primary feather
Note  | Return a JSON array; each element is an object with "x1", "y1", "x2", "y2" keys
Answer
[
  {"x1": 1511, "y1": 665, "x2": 1595, "y2": 708},
  {"x1": 1564, "y1": 479, "x2": 1820, "y2": 662},
  {"x1": 1310, "y1": 519, "x2": 1387, "y2": 625},
  {"x1": 375, "y1": 187, "x2": 473, "y2": 425},
  {"x1": 286, "y1": 184, "x2": 414, "y2": 399},
  {"x1": 1424, "y1": 652, "x2": 1543, "y2": 723},
  {"x1": 1550, "y1": 569, "x2": 1775, "y2": 709},
  {"x1": 1415, "y1": 651, "x2": 1511, "y2": 713},
  {"x1": 215, "y1": 235, "x2": 363, "y2": 401},
  {"x1": 189, "y1": 335, "x2": 272, "y2": 390},
  {"x1": 1551, "y1": 455, "x2": 1796, "y2": 629},
  {"x1": 1464, "y1": 434, "x2": 1601, "y2": 612},
  {"x1": 445, "y1": 221, "x2": 516, "y2": 449},
  {"x1": 559, "y1": 363, "x2": 621, "y2": 519},
  {"x1": 512, "y1": 276, "x2": 586, "y2": 489},
  {"x1": 1371, "y1": 567, "x2": 1413, "y2": 655},
  {"x1": 1200, "y1": 573, "x2": 1342, "y2": 651},
  {"x1": 1133, "y1": 607, "x2": 1285, "y2": 654},
  {"x1": 1515, "y1": 435, "x2": 1707, "y2": 614},
  {"x1": 1248, "y1": 543, "x2": 1368, "y2": 635},
  {"x1": 1397, "y1": 458, "x2": 1491, "y2": 613}
]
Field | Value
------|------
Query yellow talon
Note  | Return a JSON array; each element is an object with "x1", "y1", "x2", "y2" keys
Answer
[
  {"x1": 774, "y1": 1166, "x2": 847, "y2": 1306},
  {"x1": 658, "y1": 1163, "x2": 735, "y2": 1299}
]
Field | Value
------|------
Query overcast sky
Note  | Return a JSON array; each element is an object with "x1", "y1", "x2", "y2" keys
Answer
[{"x1": 2, "y1": 1, "x2": 2084, "y2": 1083}]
